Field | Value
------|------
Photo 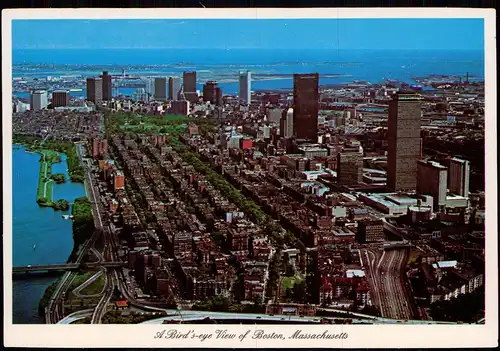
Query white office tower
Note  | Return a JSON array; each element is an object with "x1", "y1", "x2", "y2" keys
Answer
[
  {"x1": 448, "y1": 158, "x2": 470, "y2": 197},
  {"x1": 30, "y1": 90, "x2": 48, "y2": 110},
  {"x1": 239, "y1": 71, "x2": 251, "y2": 104},
  {"x1": 281, "y1": 108, "x2": 294, "y2": 138},
  {"x1": 145, "y1": 78, "x2": 155, "y2": 99},
  {"x1": 13, "y1": 101, "x2": 30, "y2": 113}
]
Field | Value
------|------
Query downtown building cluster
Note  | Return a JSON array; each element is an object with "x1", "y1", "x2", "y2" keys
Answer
[
  {"x1": 90, "y1": 131, "x2": 276, "y2": 303},
  {"x1": 11, "y1": 66, "x2": 485, "y2": 322}
]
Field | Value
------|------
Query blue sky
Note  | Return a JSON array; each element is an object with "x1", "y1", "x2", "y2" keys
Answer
[{"x1": 13, "y1": 19, "x2": 484, "y2": 50}]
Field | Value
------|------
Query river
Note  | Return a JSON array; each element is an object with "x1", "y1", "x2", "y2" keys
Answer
[{"x1": 12, "y1": 145, "x2": 86, "y2": 324}]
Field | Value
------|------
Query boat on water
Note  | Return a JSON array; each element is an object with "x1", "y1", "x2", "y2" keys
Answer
[
  {"x1": 62, "y1": 215, "x2": 74, "y2": 220},
  {"x1": 33, "y1": 244, "x2": 36, "y2": 250}
]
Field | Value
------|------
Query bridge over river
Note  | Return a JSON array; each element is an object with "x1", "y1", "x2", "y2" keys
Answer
[{"x1": 12, "y1": 261, "x2": 125, "y2": 275}]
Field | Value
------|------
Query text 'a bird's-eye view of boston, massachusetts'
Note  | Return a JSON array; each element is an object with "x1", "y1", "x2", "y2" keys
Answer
[{"x1": 11, "y1": 18, "x2": 486, "y2": 326}]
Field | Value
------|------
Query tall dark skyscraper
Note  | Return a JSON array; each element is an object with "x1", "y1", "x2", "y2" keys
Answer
[
  {"x1": 168, "y1": 77, "x2": 181, "y2": 101},
  {"x1": 86, "y1": 77, "x2": 102, "y2": 103},
  {"x1": 293, "y1": 73, "x2": 319, "y2": 141},
  {"x1": 182, "y1": 71, "x2": 198, "y2": 103},
  {"x1": 239, "y1": 70, "x2": 251, "y2": 104},
  {"x1": 202, "y1": 81, "x2": 222, "y2": 106},
  {"x1": 337, "y1": 152, "x2": 363, "y2": 185},
  {"x1": 52, "y1": 90, "x2": 69, "y2": 107},
  {"x1": 387, "y1": 91, "x2": 423, "y2": 192},
  {"x1": 154, "y1": 77, "x2": 167, "y2": 101},
  {"x1": 102, "y1": 71, "x2": 112, "y2": 101},
  {"x1": 183, "y1": 71, "x2": 197, "y2": 92}
]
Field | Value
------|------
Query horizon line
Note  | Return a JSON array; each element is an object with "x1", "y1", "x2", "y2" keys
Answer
[{"x1": 13, "y1": 47, "x2": 484, "y2": 51}]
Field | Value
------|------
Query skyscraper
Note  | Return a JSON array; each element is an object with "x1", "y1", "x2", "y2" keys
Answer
[
  {"x1": 52, "y1": 90, "x2": 69, "y2": 107},
  {"x1": 102, "y1": 71, "x2": 112, "y2": 101},
  {"x1": 239, "y1": 71, "x2": 251, "y2": 104},
  {"x1": 154, "y1": 77, "x2": 167, "y2": 101},
  {"x1": 337, "y1": 148, "x2": 363, "y2": 185},
  {"x1": 203, "y1": 81, "x2": 222, "y2": 106},
  {"x1": 182, "y1": 71, "x2": 198, "y2": 103},
  {"x1": 86, "y1": 77, "x2": 103, "y2": 103},
  {"x1": 183, "y1": 71, "x2": 197, "y2": 93},
  {"x1": 417, "y1": 160, "x2": 448, "y2": 210},
  {"x1": 30, "y1": 90, "x2": 48, "y2": 110},
  {"x1": 448, "y1": 158, "x2": 470, "y2": 197},
  {"x1": 293, "y1": 73, "x2": 319, "y2": 141},
  {"x1": 145, "y1": 78, "x2": 155, "y2": 99},
  {"x1": 132, "y1": 88, "x2": 149, "y2": 102},
  {"x1": 280, "y1": 108, "x2": 294, "y2": 138},
  {"x1": 168, "y1": 77, "x2": 181, "y2": 101},
  {"x1": 387, "y1": 91, "x2": 422, "y2": 191}
]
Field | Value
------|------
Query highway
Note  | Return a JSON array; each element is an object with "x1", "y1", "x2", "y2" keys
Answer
[
  {"x1": 45, "y1": 271, "x2": 78, "y2": 324},
  {"x1": 140, "y1": 308, "x2": 455, "y2": 325},
  {"x1": 44, "y1": 142, "x2": 105, "y2": 324},
  {"x1": 361, "y1": 247, "x2": 413, "y2": 320},
  {"x1": 13, "y1": 261, "x2": 125, "y2": 274},
  {"x1": 90, "y1": 269, "x2": 115, "y2": 324},
  {"x1": 57, "y1": 309, "x2": 94, "y2": 325},
  {"x1": 140, "y1": 310, "x2": 359, "y2": 324}
]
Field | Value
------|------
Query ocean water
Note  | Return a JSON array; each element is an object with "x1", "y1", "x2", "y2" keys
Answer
[
  {"x1": 12, "y1": 49, "x2": 485, "y2": 95},
  {"x1": 12, "y1": 146, "x2": 86, "y2": 324}
]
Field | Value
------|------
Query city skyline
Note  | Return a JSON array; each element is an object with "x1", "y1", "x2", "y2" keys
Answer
[{"x1": 4, "y1": 9, "x2": 496, "y2": 349}]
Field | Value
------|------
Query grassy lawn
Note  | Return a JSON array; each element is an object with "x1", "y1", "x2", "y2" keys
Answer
[
  {"x1": 107, "y1": 111, "x2": 190, "y2": 135},
  {"x1": 69, "y1": 271, "x2": 98, "y2": 291},
  {"x1": 120, "y1": 122, "x2": 187, "y2": 134},
  {"x1": 282, "y1": 275, "x2": 303, "y2": 291},
  {"x1": 35, "y1": 150, "x2": 60, "y2": 202},
  {"x1": 79, "y1": 273, "x2": 105, "y2": 295}
]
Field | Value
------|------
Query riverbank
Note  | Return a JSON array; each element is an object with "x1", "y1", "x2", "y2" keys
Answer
[
  {"x1": 13, "y1": 134, "x2": 85, "y2": 183},
  {"x1": 38, "y1": 196, "x2": 95, "y2": 321},
  {"x1": 67, "y1": 196, "x2": 95, "y2": 263}
]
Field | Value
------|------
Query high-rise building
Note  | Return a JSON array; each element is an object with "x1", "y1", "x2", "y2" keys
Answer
[
  {"x1": 239, "y1": 71, "x2": 251, "y2": 104},
  {"x1": 448, "y1": 158, "x2": 470, "y2": 197},
  {"x1": 183, "y1": 71, "x2": 198, "y2": 103},
  {"x1": 417, "y1": 160, "x2": 448, "y2": 210},
  {"x1": 86, "y1": 77, "x2": 103, "y2": 103},
  {"x1": 168, "y1": 77, "x2": 181, "y2": 101},
  {"x1": 52, "y1": 90, "x2": 69, "y2": 107},
  {"x1": 203, "y1": 81, "x2": 222, "y2": 106},
  {"x1": 132, "y1": 88, "x2": 149, "y2": 102},
  {"x1": 30, "y1": 90, "x2": 48, "y2": 110},
  {"x1": 280, "y1": 108, "x2": 294, "y2": 138},
  {"x1": 293, "y1": 73, "x2": 319, "y2": 141},
  {"x1": 154, "y1": 77, "x2": 167, "y2": 101},
  {"x1": 337, "y1": 150, "x2": 363, "y2": 185},
  {"x1": 183, "y1": 71, "x2": 197, "y2": 92},
  {"x1": 145, "y1": 78, "x2": 155, "y2": 98},
  {"x1": 102, "y1": 71, "x2": 112, "y2": 101},
  {"x1": 387, "y1": 91, "x2": 422, "y2": 191},
  {"x1": 14, "y1": 101, "x2": 30, "y2": 112}
]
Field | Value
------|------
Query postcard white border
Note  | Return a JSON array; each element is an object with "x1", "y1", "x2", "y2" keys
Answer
[{"x1": 2, "y1": 7, "x2": 497, "y2": 348}]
